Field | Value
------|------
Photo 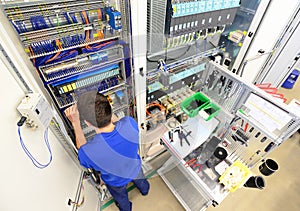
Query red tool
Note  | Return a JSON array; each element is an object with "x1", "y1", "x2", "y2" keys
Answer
[
  {"x1": 244, "y1": 123, "x2": 249, "y2": 132},
  {"x1": 184, "y1": 158, "x2": 202, "y2": 173}
]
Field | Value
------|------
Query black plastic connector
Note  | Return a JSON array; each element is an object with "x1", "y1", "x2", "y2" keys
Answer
[{"x1": 17, "y1": 116, "x2": 27, "y2": 126}]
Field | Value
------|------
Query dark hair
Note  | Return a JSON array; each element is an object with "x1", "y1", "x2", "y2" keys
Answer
[{"x1": 77, "y1": 91, "x2": 112, "y2": 128}]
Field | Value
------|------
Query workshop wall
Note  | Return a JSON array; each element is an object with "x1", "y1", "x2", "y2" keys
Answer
[{"x1": 0, "y1": 58, "x2": 98, "y2": 210}]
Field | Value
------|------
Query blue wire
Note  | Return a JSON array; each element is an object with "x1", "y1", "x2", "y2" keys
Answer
[
  {"x1": 18, "y1": 126, "x2": 52, "y2": 169},
  {"x1": 70, "y1": 13, "x2": 78, "y2": 23},
  {"x1": 79, "y1": 12, "x2": 85, "y2": 24},
  {"x1": 86, "y1": 10, "x2": 91, "y2": 24},
  {"x1": 47, "y1": 16, "x2": 54, "y2": 27},
  {"x1": 10, "y1": 20, "x2": 21, "y2": 33},
  {"x1": 64, "y1": 13, "x2": 71, "y2": 24}
]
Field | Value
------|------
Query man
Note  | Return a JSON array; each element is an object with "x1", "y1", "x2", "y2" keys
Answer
[{"x1": 64, "y1": 91, "x2": 149, "y2": 211}]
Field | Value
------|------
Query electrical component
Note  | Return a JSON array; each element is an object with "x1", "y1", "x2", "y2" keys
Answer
[
  {"x1": 17, "y1": 94, "x2": 53, "y2": 169},
  {"x1": 235, "y1": 128, "x2": 249, "y2": 142},
  {"x1": 17, "y1": 93, "x2": 53, "y2": 129},
  {"x1": 264, "y1": 142, "x2": 275, "y2": 152},
  {"x1": 148, "y1": 0, "x2": 240, "y2": 53},
  {"x1": 115, "y1": 90, "x2": 125, "y2": 103},
  {"x1": 115, "y1": 111, "x2": 125, "y2": 119},
  {"x1": 89, "y1": 52, "x2": 108, "y2": 64},
  {"x1": 105, "y1": 7, "x2": 122, "y2": 30},
  {"x1": 159, "y1": 62, "x2": 206, "y2": 87},
  {"x1": 228, "y1": 30, "x2": 244, "y2": 43}
]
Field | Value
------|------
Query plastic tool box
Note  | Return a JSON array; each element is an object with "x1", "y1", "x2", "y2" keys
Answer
[{"x1": 180, "y1": 92, "x2": 210, "y2": 117}]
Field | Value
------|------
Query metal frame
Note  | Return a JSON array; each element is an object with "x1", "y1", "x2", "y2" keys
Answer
[
  {"x1": 131, "y1": 0, "x2": 148, "y2": 158},
  {"x1": 202, "y1": 62, "x2": 300, "y2": 161},
  {"x1": 157, "y1": 61, "x2": 300, "y2": 210}
]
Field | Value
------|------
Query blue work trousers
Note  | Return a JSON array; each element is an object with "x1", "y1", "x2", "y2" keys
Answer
[{"x1": 106, "y1": 169, "x2": 150, "y2": 211}]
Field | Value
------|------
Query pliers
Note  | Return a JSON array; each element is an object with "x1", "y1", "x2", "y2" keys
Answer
[{"x1": 184, "y1": 158, "x2": 202, "y2": 173}]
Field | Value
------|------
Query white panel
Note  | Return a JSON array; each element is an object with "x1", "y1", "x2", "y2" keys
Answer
[
  {"x1": 232, "y1": 0, "x2": 271, "y2": 73},
  {"x1": 259, "y1": 22, "x2": 300, "y2": 86},
  {"x1": 131, "y1": 0, "x2": 148, "y2": 156},
  {"x1": 240, "y1": 0, "x2": 299, "y2": 83}
]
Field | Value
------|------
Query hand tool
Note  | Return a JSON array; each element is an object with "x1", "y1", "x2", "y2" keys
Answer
[{"x1": 184, "y1": 158, "x2": 202, "y2": 173}]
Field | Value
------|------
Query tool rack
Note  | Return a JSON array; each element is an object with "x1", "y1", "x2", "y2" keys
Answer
[{"x1": 157, "y1": 61, "x2": 300, "y2": 211}]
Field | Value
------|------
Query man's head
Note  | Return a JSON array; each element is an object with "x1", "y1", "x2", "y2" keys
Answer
[{"x1": 77, "y1": 91, "x2": 112, "y2": 128}]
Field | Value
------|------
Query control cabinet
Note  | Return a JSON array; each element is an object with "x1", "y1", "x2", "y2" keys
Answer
[
  {"x1": 1, "y1": 0, "x2": 134, "y2": 142},
  {"x1": 142, "y1": 0, "x2": 270, "y2": 159}
]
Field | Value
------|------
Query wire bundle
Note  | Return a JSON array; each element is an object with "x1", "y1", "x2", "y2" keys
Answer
[
  {"x1": 30, "y1": 15, "x2": 49, "y2": 30},
  {"x1": 80, "y1": 10, "x2": 91, "y2": 41},
  {"x1": 10, "y1": 20, "x2": 28, "y2": 33},
  {"x1": 61, "y1": 35, "x2": 81, "y2": 48},
  {"x1": 30, "y1": 38, "x2": 79, "y2": 67},
  {"x1": 65, "y1": 12, "x2": 78, "y2": 24},
  {"x1": 34, "y1": 50, "x2": 78, "y2": 67},
  {"x1": 82, "y1": 40, "x2": 115, "y2": 53},
  {"x1": 30, "y1": 40, "x2": 56, "y2": 55}
]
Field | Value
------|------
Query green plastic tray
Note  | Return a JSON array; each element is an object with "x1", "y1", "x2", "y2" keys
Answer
[
  {"x1": 180, "y1": 92, "x2": 210, "y2": 117},
  {"x1": 199, "y1": 102, "x2": 220, "y2": 121}
]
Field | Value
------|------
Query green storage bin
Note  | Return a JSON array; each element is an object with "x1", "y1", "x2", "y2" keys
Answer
[
  {"x1": 180, "y1": 92, "x2": 210, "y2": 117},
  {"x1": 199, "y1": 102, "x2": 220, "y2": 121}
]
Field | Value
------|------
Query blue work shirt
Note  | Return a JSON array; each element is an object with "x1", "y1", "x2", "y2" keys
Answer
[{"x1": 78, "y1": 116, "x2": 141, "y2": 187}]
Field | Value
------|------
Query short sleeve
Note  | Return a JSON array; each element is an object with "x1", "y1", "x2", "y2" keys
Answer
[
  {"x1": 77, "y1": 146, "x2": 92, "y2": 169},
  {"x1": 127, "y1": 116, "x2": 139, "y2": 131}
]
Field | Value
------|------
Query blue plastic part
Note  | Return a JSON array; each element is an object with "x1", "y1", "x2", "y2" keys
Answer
[
  {"x1": 115, "y1": 90, "x2": 124, "y2": 98},
  {"x1": 157, "y1": 59, "x2": 168, "y2": 72},
  {"x1": 89, "y1": 52, "x2": 108, "y2": 65},
  {"x1": 281, "y1": 69, "x2": 300, "y2": 89},
  {"x1": 105, "y1": 7, "x2": 122, "y2": 30}
]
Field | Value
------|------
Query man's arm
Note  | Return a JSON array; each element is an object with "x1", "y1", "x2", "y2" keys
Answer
[{"x1": 64, "y1": 104, "x2": 87, "y2": 149}]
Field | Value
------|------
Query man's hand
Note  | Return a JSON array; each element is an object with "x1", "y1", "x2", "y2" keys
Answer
[
  {"x1": 64, "y1": 104, "x2": 87, "y2": 149},
  {"x1": 64, "y1": 104, "x2": 80, "y2": 124}
]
